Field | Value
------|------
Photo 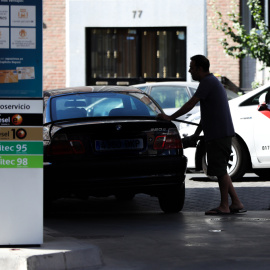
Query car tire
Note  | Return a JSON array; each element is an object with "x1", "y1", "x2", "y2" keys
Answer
[
  {"x1": 158, "y1": 184, "x2": 185, "y2": 213},
  {"x1": 253, "y1": 169, "x2": 270, "y2": 179},
  {"x1": 202, "y1": 137, "x2": 249, "y2": 181}
]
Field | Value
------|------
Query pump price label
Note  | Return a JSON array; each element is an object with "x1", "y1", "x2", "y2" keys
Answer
[
  {"x1": 0, "y1": 142, "x2": 43, "y2": 155},
  {"x1": 0, "y1": 127, "x2": 42, "y2": 141},
  {"x1": 0, "y1": 155, "x2": 43, "y2": 168}
]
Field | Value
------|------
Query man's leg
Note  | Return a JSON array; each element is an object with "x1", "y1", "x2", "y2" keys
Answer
[
  {"x1": 205, "y1": 137, "x2": 244, "y2": 215},
  {"x1": 226, "y1": 175, "x2": 244, "y2": 210},
  {"x1": 206, "y1": 173, "x2": 244, "y2": 214},
  {"x1": 217, "y1": 173, "x2": 230, "y2": 213},
  {"x1": 217, "y1": 172, "x2": 243, "y2": 212}
]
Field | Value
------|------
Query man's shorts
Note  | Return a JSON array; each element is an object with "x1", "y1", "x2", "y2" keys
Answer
[{"x1": 205, "y1": 137, "x2": 232, "y2": 178}]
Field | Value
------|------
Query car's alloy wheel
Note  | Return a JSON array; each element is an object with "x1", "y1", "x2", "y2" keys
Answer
[
  {"x1": 158, "y1": 184, "x2": 185, "y2": 213},
  {"x1": 202, "y1": 137, "x2": 249, "y2": 181}
]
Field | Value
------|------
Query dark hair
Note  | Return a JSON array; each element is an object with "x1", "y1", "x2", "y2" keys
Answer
[{"x1": 190, "y1": 55, "x2": 210, "y2": 72}]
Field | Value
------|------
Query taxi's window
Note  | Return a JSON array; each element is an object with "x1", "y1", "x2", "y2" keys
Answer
[{"x1": 240, "y1": 89, "x2": 270, "y2": 106}]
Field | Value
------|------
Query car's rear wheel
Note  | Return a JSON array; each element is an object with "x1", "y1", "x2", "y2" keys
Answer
[
  {"x1": 202, "y1": 137, "x2": 249, "y2": 181},
  {"x1": 158, "y1": 184, "x2": 185, "y2": 213},
  {"x1": 115, "y1": 192, "x2": 135, "y2": 201}
]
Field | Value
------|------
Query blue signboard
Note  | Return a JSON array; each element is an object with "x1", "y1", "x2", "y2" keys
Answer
[{"x1": 0, "y1": 0, "x2": 42, "y2": 98}]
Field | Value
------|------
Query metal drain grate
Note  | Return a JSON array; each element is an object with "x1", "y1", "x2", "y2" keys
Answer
[
  {"x1": 47, "y1": 233, "x2": 124, "y2": 240},
  {"x1": 209, "y1": 217, "x2": 270, "y2": 222},
  {"x1": 72, "y1": 235, "x2": 124, "y2": 240}
]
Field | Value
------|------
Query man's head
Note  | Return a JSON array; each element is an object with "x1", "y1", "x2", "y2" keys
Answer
[{"x1": 189, "y1": 55, "x2": 210, "y2": 81}]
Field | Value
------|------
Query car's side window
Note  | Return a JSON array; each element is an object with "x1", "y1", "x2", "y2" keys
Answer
[
  {"x1": 189, "y1": 87, "x2": 197, "y2": 96},
  {"x1": 150, "y1": 86, "x2": 189, "y2": 109},
  {"x1": 240, "y1": 89, "x2": 270, "y2": 106},
  {"x1": 189, "y1": 87, "x2": 200, "y2": 106}
]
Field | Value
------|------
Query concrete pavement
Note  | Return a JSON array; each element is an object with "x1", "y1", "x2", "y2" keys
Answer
[
  {"x1": 0, "y1": 173, "x2": 269, "y2": 270},
  {"x1": 3, "y1": 212, "x2": 269, "y2": 270},
  {"x1": 0, "y1": 229, "x2": 103, "y2": 270},
  {"x1": 185, "y1": 173, "x2": 270, "y2": 211}
]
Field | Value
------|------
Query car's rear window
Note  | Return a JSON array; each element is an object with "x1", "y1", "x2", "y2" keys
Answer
[{"x1": 50, "y1": 92, "x2": 161, "y2": 121}]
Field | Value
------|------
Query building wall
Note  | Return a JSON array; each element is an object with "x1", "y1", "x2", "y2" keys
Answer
[
  {"x1": 43, "y1": 0, "x2": 66, "y2": 90},
  {"x1": 206, "y1": 0, "x2": 240, "y2": 87},
  {"x1": 42, "y1": 0, "x2": 241, "y2": 90},
  {"x1": 68, "y1": 0, "x2": 207, "y2": 86}
]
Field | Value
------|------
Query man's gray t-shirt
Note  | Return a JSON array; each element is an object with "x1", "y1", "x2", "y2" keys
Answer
[{"x1": 194, "y1": 74, "x2": 235, "y2": 141}]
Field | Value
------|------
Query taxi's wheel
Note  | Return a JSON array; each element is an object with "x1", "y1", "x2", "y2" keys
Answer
[
  {"x1": 158, "y1": 184, "x2": 185, "y2": 213},
  {"x1": 202, "y1": 137, "x2": 250, "y2": 181}
]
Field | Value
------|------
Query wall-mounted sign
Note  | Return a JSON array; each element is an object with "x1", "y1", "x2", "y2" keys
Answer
[{"x1": 0, "y1": 0, "x2": 42, "y2": 98}]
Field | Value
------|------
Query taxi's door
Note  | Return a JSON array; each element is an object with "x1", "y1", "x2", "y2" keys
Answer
[{"x1": 253, "y1": 94, "x2": 270, "y2": 163}]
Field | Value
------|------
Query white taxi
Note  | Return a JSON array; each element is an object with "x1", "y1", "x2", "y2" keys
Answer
[{"x1": 180, "y1": 83, "x2": 270, "y2": 180}]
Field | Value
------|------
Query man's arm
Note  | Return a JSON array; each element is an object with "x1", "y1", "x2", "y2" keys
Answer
[
  {"x1": 158, "y1": 95, "x2": 200, "y2": 121},
  {"x1": 181, "y1": 119, "x2": 202, "y2": 148}
]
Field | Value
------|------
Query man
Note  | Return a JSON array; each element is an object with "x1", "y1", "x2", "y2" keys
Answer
[{"x1": 158, "y1": 55, "x2": 245, "y2": 215}]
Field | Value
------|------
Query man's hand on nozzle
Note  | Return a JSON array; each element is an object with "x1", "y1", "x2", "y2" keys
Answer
[
  {"x1": 182, "y1": 133, "x2": 200, "y2": 149},
  {"x1": 156, "y1": 113, "x2": 171, "y2": 121}
]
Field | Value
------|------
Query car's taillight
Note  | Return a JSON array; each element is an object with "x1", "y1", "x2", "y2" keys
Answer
[
  {"x1": 47, "y1": 140, "x2": 85, "y2": 155},
  {"x1": 70, "y1": 140, "x2": 85, "y2": 154},
  {"x1": 153, "y1": 129, "x2": 182, "y2": 150}
]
